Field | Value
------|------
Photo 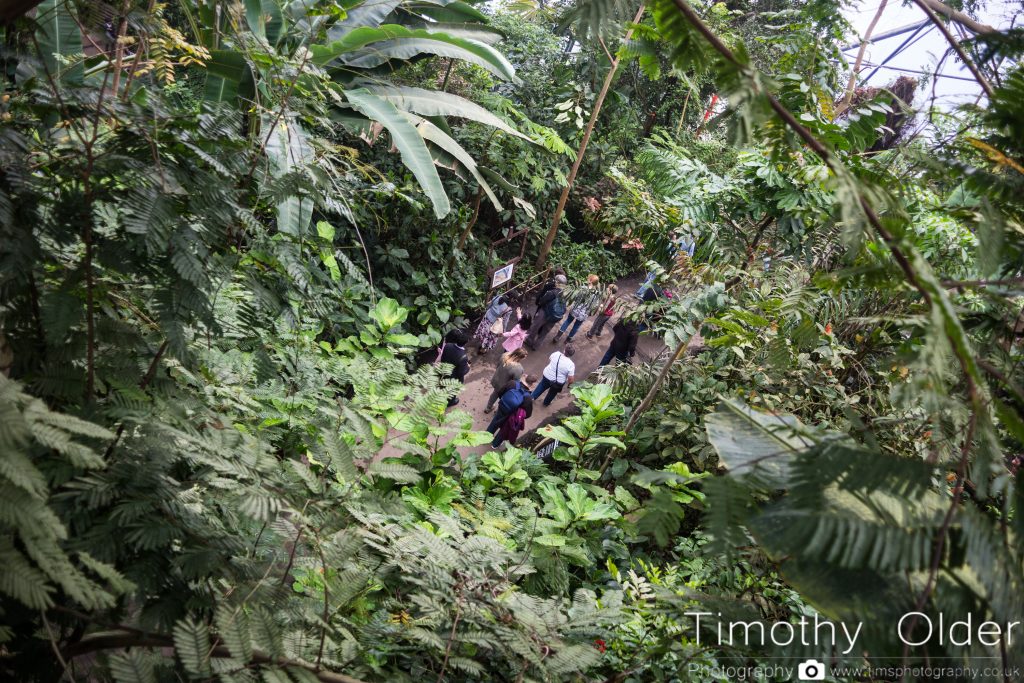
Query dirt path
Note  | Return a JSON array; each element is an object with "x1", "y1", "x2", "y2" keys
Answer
[{"x1": 449, "y1": 274, "x2": 668, "y2": 454}]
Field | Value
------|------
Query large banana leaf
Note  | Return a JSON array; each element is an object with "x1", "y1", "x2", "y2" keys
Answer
[
  {"x1": 204, "y1": 50, "x2": 249, "y2": 104},
  {"x1": 264, "y1": 115, "x2": 314, "y2": 237},
  {"x1": 406, "y1": 113, "x2": 501, "y2": 211},
  {"x1": 406, "y1": 22, "x2": 505, "y2": 45},
  {"x1": 245, "y1": 0, "x2": 284, "y2": 44},
  {"x1": 405, "y1": 1, "x2": 489, "y2": 23},
  {"x1": 311, "y1": 25, "x2": 518, "y2": 83},
  {"x1": 360, "y1": 85, "x2": 532, "y2": 142},
  {"x1": 326, "y1": 0, "x2": 405, "y2": 41},
  {"x1": 35, "y1": 0, "x2": 83, "y2": 86},
  {"x1": 345, "y1": 89, "x2": 451, "y2": 218}
]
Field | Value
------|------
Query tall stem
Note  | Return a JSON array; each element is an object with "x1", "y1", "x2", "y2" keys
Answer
[
  {"x1": 837, "y1": 0, "x2": 888, "y2": 115},
  {"x1": 535, "y1": 4, "x2": 646, "y2": 268},
  {"x1": 109, "y1": 1, "x2": 131, "y2": 95}
]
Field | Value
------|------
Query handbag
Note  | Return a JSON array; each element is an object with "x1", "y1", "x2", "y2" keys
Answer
[
  {"x1": 549, "y1": 356, "x2": 565, "y2": 392},
  {"x1": 489, "y1": 317, "x2": 504, "y2": 335}
]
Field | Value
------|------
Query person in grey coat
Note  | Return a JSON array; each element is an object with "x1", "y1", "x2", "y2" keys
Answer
[{"x1": 484, "y1": 348, "x2": 527, "y2": 413}]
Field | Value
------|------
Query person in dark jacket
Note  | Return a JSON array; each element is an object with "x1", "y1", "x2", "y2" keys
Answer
[
  {"x1": 526, "y1": 274, "x2": 567, "y2": 349},
  {"x1": 438, "y1": 329, "x2": 471, "y2": 405},
  {"x1": 599, "y1": 319, "x2": 639, "y2": 366},
  {"x1": 533, "y1": 267, "x2": 566, "y2": 316}
]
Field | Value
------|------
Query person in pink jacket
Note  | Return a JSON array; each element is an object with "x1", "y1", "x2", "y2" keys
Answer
[{"x1": 501, "y1": 313, "x2": 531, "y2": 353}]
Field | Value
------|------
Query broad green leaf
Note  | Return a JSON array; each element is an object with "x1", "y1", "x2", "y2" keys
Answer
[
  {"x1": 345, "y1": 89, "x2": 451, "y2": 218},
  {"x1": 406, "y1": 21, "x2": 506, "y2": 45},
  {"x1": 370, "y1": 297, "x2": 409, "y2": 330},
  {"x1": 316, "y1": 220, "x2": 336, "y2": 241},
  {"x1": 363, "y1": 85, "x2": 532, "y2": 142},
  {"x1": 204, "y1": 50, "x2": 248, "y2": 104},
  {"x1": 534, "y1": 534, "x2": 568, "y2": 547},
  {"x1": 35, "y1": 0, "x2": 83, "y2": 86},
  {"x1": 312, "y1": 25, "x2": 518, "y2": 83},
  {"x1": 406, "y1": 1, "x2": 488, "y2": 23},
  {"x1": 264, "y1": 115, "x2": 313, "y2": 236},
  {"x1": 245, "y1": 0, "x2": 267, "y2": 39},
  {"x1": 406, "y1": 113, "x2": 502, "y2": 211},
  {"x1": 326, "y1": 0, "x2": 404, "y2": 41},
  {"x1": 385, "y1": 332, "x2": 421, "y2": 346},
  {"x1": 538, "y1": 424, "x2": 578, "y2": 446}
]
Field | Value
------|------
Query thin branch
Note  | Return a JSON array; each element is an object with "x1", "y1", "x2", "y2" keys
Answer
[
  {"x1": 279, "y1": 523, "x2": 305, "y2": 586},
  {"x1": 837, "y1": 0, "x2": 889, "y2": 115},
  {"x1": 41, "y1": 611, "x2": 72, "y2": 681},
  {"x1": 436, "y1": 588, "x2": 463, "y2": 683},
  {"x1": 103, "y1": 340, "x2": 169, "y2": 459},
  {"x1": 315, "y1": 534, "x2": 330, "y2": 671},
  {"x1": 598, "y1": 326, "x2": 700, "y2": 476},
  {"x1": 109, "y1": 1, "x2": 132, "y2": 95},
  {"x1": 440, "y1": 58, "x2": 455, "y2": 92},
  {"x1": 900, "y1": 408, "x2": 976, "y2": 661},
  {"x1": 942, "y1": 277, "x2": 1024, "y2": 289}
]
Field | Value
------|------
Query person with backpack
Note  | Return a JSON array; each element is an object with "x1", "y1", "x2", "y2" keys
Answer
[
  {"x1": 491, "y1": 377, "x2": 535, "y2": 448},
  {"x1": 553, "y1": 274, "x2": 601, "y2": 345},
  {"x1": 484, "y1": 348, "x2": 527, "y2": 414},
  {"x1": 485, "y1": 374, "x2": 532, "y2": 441},
  {"x1": 435, "y1": 329, "x2": 471, "y2": 406},
  {"x1": 599, "y1": 318, "x2": 639, "y2": 367},
  {"x1": 525, "y1": 274, "x2": 567, "y2": 349},
  {"x1": 531, "y1": 345, "x2": 576, "y2": 407},
  {"x1": 587, "y1": 284, "x2": 619, "y2": 339},
  {"x1": 533, "y1": 267, "x2": 566, "y2": 317}
]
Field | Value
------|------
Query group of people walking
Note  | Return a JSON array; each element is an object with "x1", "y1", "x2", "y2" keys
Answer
[
  {"x1": 429, "y1": 228, "x2": 699, "y2": 451},
  {"x1": 431, "y1": 267, "x2": 644, "y2": 450}
]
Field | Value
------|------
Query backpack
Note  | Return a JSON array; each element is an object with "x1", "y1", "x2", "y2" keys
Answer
[
  {"x1": 498, "y1": 407, "x2": 527, "y2": 442},
  {"x1": 499, "y1": 380, "x2": 527, "y2": 413},
  {"x1": 545, "y1": 293, "x2": 566, "y2": 320},
  {"x1": 535, "y1": 281, "x2": 555, "y2": 306}
]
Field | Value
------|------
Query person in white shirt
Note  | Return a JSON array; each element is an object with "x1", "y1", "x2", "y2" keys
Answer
[{"x1": 531, "y1": 345, "x2": 576, "y2": 407}]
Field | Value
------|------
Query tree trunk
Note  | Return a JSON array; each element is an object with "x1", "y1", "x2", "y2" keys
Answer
[{"x1": 535, "y1": 4, "x2": 646, "y2": 269}]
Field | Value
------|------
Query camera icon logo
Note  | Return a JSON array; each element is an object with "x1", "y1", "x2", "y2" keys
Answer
[{"x1": 797, "y1": 658, "x2": 826, "y2": 681}]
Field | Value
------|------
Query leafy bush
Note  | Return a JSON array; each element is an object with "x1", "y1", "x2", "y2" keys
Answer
[{"x1": 547, "y1": 234, "x2": 640, "y2": 284}]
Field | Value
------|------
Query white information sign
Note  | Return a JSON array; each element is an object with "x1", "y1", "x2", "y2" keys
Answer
[{"x1": 491, "y1": 262, "x2": 515, "y2": 289}]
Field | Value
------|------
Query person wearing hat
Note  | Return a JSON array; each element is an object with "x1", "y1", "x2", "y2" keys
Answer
[{"x1": 525, "y1": 273, "x2": 568, "y2": 349}]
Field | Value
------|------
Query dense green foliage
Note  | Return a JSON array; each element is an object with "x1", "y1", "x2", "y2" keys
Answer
[{"x1": 1, "y1": 0, "x2": 1024, "y2": 681}]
